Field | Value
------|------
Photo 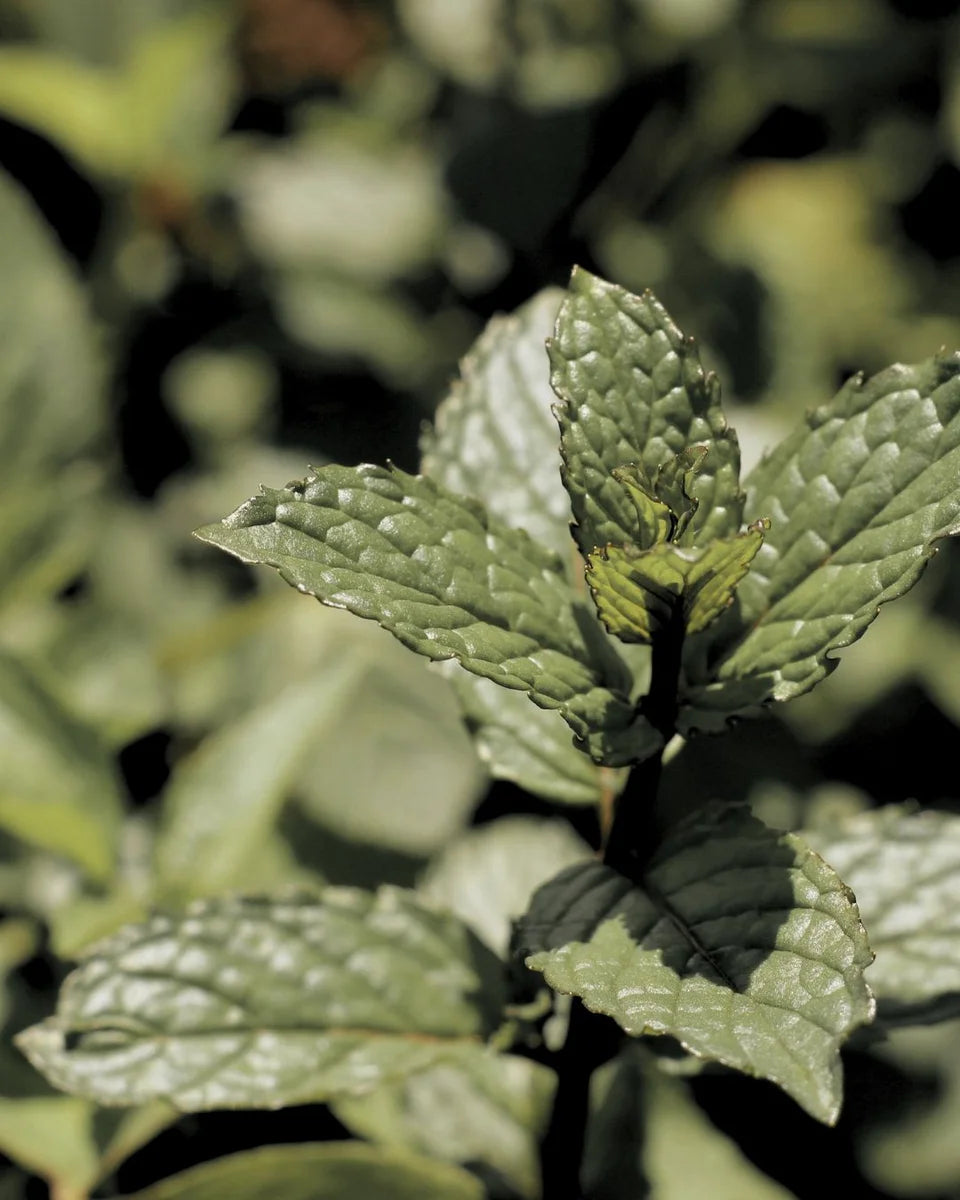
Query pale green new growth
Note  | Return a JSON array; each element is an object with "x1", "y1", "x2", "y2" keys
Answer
[
  {"x1": 518, "y1": 804, "x2": 874, "y2": 1123},
  {"x1": 587, "y1": 524, "x2": 767, "y2": 644},
  {"x1": 17, "y1": 890, "x2": 505, "y2": 1110}
]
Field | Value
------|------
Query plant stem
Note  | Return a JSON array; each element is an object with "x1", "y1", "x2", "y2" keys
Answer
[
  {"x1": 539, "y1": 606, "x2": 686, "y2": 1194},
  {"x1": 538, "y1": 1000, "x2": 623, "y2": 1199}
]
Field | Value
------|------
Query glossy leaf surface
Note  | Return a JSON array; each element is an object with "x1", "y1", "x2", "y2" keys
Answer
[
  {"x1": 18, "y1": 890, "x2": 505, "y2": 1109},
  {"x1": 519, "y1": 804, "x2": 874, "y2": 1123},
  {"x1": 196, "y1": 462, "x2": 658, "y2": 763},
  {"x1": 549, "y1": 268, "x2": 743, "y2": 556},
  {"x1": 805, "y1": 807, "x2": 960, "y2": 1021},
  {"x1": 684, "y1": 355, "x2": 960, "y2": 729}
]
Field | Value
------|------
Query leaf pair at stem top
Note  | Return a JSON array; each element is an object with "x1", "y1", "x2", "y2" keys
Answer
[{"x1": 196, "y1": 266, "x2": 960, "y2": 765}]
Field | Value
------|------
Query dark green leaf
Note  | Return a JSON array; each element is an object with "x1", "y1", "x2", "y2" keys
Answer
[
  {"x1": 518, "y1": 803, "x2": 874, "y2": 1123},
  {"x1": 804, "y1": 807, "x2": 960, "y2": 1022},
  {"x1": 549, "y1": 268, "x2": 743, "y2": 556},
  {"x1": 421, "y1": 287, "x2": 574, "y2": 560},
  {"x1": 17, "y1": 890, "x2": 506, "y2": 1109},
  {"x1": 120, "y1": 1142, "x2": 484, "y2": 1200},
  {"x1": 196, "y1": 462, "x2": 658, "y2": 764},
  {"x1": 684, "y1": 355, "x2": 960, "y2": 731}
]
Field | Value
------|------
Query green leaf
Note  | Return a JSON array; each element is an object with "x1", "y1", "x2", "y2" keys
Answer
[
  {"x1": 0, "y1": 651, "x2": 123, "y2": 882},
  {"x1": 334, "y1": 1053, "x2": 555, "y2": 1199},
  {"x1": 154, "y1": 659, "x2": 368, "y2": 901},
  {"x1": 683, "y1": 355, "x2": 960, "y2": 731},
  {"x1": 196, "y1": 462, "x2": 658, "y2": 765},
  {"x1": 804, "y1": 807, "x2": 960, "y2": 1022},
  {"x1": 0, "y1": 168, "x2": 104, "y2": 470},
  {"x1": 0, "y1": 1097, "x2": 173, "y2": 1198},
  {"x1": 120, "y1": 1142, "x2": 484, "y2": 1200},
  {"x1": 584, "y1": 1049, "x2": 798, "y2": 1200},
  {"x1": 421, "y1": 287, "x2": 574, "y2": 561},
  {"x1": 518, "y1": 803, "x2": 874, "y2": 1123},
  {"x1": 17, "y1": 889, "x2": 506, "y2": 1110},
  {"x1": 549, "y1": 268, "x2": 743, "y2": 557},
  {"x1": 587, "y1": 524, "x2": 767, "y2": 644},
  {"x1": 439, "y1": 665, "x2": 623, "y2": 805},
  {"x1": 419, "y1": 816, "x2": 591, "y2": 957}
]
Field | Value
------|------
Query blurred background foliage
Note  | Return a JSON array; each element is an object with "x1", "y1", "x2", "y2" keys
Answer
[{"x1": 1, "y1": 0, "x2": 960, "y2": 1196}]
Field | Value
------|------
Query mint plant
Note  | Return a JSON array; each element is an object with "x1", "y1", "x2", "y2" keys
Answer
[{"x1": 18, "y1": 268, "x2": 960, "y2": 1198}]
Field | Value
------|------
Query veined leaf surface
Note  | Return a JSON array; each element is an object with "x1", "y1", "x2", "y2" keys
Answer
[
  {"x1": 196, "y1": 462, "x2": 659, "y2": 764},
  {"x1": 17, "y1": 890, "x2": 505, "y2": 1110},
  {"x1": 683, "y1": 355, "x2": 960, "y2": 730},
  {"x1": 549, "y1": 268, "x2": 743, "y2": 556},
  {"x1": 805, "y1": 807, "x2": 960, "y2": 1022},
  {"x1": 518, "y1": 803, "x2": 874, "y2": 1123}
]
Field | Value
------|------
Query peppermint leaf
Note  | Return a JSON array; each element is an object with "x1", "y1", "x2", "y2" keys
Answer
[
  {"x1": 549, "y1": 268, "x2": 743, "y2": 556},
  {"x1": 518, "y1": 803, "x2": 874, "y2": 1124},
  {"x1": 684, "y1": 355, "x2": 960, "y2": 730},
  {"x1": 196, "y1": 462, "x2": 659, "y2": 765},
  {"x1": 17, "y1": 890, "x2": 505, "y2": 1110}
]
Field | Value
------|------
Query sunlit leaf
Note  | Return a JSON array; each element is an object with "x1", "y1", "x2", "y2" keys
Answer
[
  {"x1": 550, "y1": 268, "x2": 743, "y2": 556},
  {"x1": 196, "y1": 462, "x2": 658, "y2": 764},
  {"x1": 518, "y1": 803, "x2": 874, "y2": 1123},
  {"x1": 684, "y1": 354, "x2": 960, "y2": 731},
  {"x1": 18, "y1": 890, "x2": 506, "y2": 1109}
]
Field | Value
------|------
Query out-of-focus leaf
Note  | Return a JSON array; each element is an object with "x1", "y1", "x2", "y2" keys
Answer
[
  {"x1": 196, "y1": 462, "x2": 657, "y2": 765},
  {"x1": 422, "y1": 287, "x2": 572, "y2": 560},
  {"x1": 419, "y1": 816, "x2": 591, "y2": 957},
  {"x1": 18, "y1": 890, "x2": 506, "y2": 1109},
  {"x1": 439, "y1": 665, "x2": 621, "y2": 805},
  {"x1": 0, "y1": 1097, "x2": 174, "y2": 1198},
  {"x1": 236, "y1": 135, "x2": 446, "y2": 285},
  {"x1": 295, "y1": 649, "x2": 484, "y2": 857},
  {"x1": 154, "y1": 656, "x2": 366, "y2": 901},
  {"x1": 0, "y1": 10, "x2": 234, "y2": 181},
  {"x1": 121, "y1": 1142, "x2": 484, "y2": 1200},
  {"x1": 684, "y1": 354, "x2": 960, "y2": 731},
  {"x1": 584, "y1": 1049, "x2": 797, "y2": 1199},
  {"x1": 334, "y1": 1053, "x2": 555, "y2": 1199},
  {"x1": 518, "y1": 803, "x2": 874, "y2": 1124},
  {"x1": 804, "y1": 807, "x2": 960, "y2": 1022},
  {"x1": 0, "y1": 169, "x2": 103, "y2": 469},
  {"x1": 0, "y1": 652, "x2": 122, "y2": 882},
  {"x1": 550, "y1": 268, "x2": 744, "y2": 557}
]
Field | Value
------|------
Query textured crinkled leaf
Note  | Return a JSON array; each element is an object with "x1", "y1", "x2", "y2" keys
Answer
[
  {"x1": 804, "y1": 807, "x2": 960, "y2": 1021},
  {"x1": 17, "y1": 890, "x2": 506, "y2": 1110},
  {"x1": 121, "y1": 1142, "x2": 483, "y2": 1200},
  {"x1": 518, "y1": 803, "x2": 874, "y2": 1123},
  {"x1": 421, "y1": 287, "x2": 574, "y2": 560},
  {"x1": 334, "y1": 1053, "x2": 555, "y2": 1199},
  {"x1": 683, "y1": 355, "x2": 960, "y2": 730},
  {"x1": 419, "y1": 816, "x2": 591, "y2": 957},
  {"x1": 196, "y1": 462, "x2": 658, "y2": 765},
  {"x1": 439, "y1": 664, "x2": 621, "y2": 805},
  {"x1": 587, "y1": 525, "x2": 766, "y2": 644},
  {"x1": 549, "y1": 268, "x2": 743, "y2": 556},
  {"x1": 0, "y1": 652, "x2": 123, "y2": 882}
]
